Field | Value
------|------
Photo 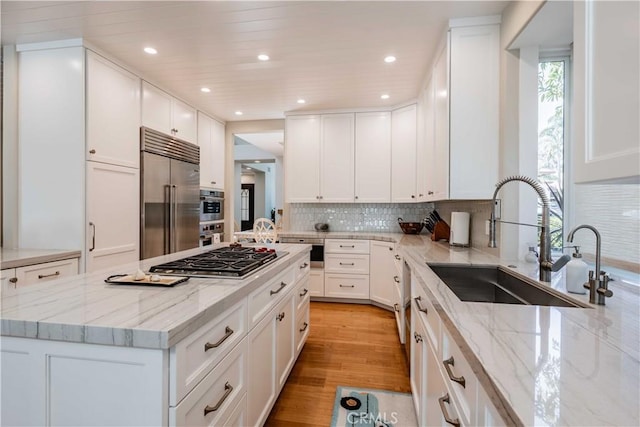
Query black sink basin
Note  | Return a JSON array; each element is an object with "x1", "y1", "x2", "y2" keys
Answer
[{"x1": 428, "y1": 264, "x2": 587, "y2": 308}]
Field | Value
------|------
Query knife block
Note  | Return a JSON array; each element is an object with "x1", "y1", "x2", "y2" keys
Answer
[{"x1": 431, "y1": 220, "x2": 450, "y2": 242}]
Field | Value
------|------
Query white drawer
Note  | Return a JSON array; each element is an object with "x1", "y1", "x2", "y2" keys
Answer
[
  {"x1": 309, "y1": 269, "x2": 324, "y2": 297},
  {"x1": 325, "y1": 254, "x2": 370, "y2": 274},
  {"x1": 220, "y1": 393, "x2": 247, "y2": 427},
  {"x1": 441, "y1": 327, "x2": 477, "y2": 427},
  {"x1": 295, "y1": 302, "x2": 310, "y2": 355},
  {"x1": 325, "y1": 273, "x2": 369, "y2": 299},
  {"x1": 14, "y1": 258, "x2": 78, "y2": 287},
  {"x1": 248, "y1": 265, "x2": 295, "y2": 328},
  {"x1": 170, "y1": 338, "x2": 247, "y2": 426},
  {"x1": 294, "y1": 254, "x2": 311, "y2": 282},
  {"x1": 325, "y1": 239, "x2": 369, "y2": 254},
  {"x1": 169, "y1": 298, "x2": 247, "y2": 406},
  {"x1": 295, "y1": 273, "x2": 311, "y2": 312},
  {"x1": 413, "y1": 277, "x2": 440, "y2": 353}
]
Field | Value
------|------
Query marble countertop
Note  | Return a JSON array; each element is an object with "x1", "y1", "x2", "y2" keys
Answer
[
  {"x1": 1, "y1": 243, "x2": 310, "y2": 349},
  {"x1": 1, "y1": 248, "x2": 82, "y2": 269}
]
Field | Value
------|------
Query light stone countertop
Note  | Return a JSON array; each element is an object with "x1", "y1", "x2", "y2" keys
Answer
[
  {"x1": 1, "y1": 248, "x2": 82, "y2": 269},
  {"x1": 1, "y1": 243, "x2": 310, "y2": 349},
  {"x1": 281, "y1": 230, "x2": 640, "y2": 426}
]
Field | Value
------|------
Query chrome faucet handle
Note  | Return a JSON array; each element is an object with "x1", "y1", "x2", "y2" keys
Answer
[{"x1": 541, "y1": 254, "x2": 571, "y2": 272}]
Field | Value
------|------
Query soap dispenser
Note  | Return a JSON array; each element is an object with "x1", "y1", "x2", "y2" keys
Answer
[
  {"x1": 524, "y1": 243, "x2": 539, "y2": 264},
  {"x1": 566, "y1": 246, "x2": 588, "y2": 294}
]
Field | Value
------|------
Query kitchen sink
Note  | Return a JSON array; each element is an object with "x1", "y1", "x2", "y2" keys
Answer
[{"x1": 428, "y1": 264, "x2": 588, "y2": 308}]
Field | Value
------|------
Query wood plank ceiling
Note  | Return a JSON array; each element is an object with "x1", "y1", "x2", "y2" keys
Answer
[{"x1": 1, "y1": 1, "x2": 508, "y2": 122}]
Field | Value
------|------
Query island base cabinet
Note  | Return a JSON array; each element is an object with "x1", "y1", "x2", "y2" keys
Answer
[
  {"x1": 309, "y1": 269, "x2": 325, "y2": 297},
  {"x1": 0, "y1": 336, "x2": 166, "y2": 426},
  {"x1": 169, "y1": 339, "x2": 247, "y2": 427}
]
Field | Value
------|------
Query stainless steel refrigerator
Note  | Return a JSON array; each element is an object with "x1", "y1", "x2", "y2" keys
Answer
[{"x1": 140, "y1": 127, "x2": 200, "y2": 260}]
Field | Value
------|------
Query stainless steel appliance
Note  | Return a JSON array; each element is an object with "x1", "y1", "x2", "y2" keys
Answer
[
  {"x1": 280, "y1": 237, "x2": 324, "y2": 268},
  {"x1": 200, "y1": 190, "x2": 224, "y2": 222},
  {"x1": 140, "y1": 127, "x2": 200, "y2": 260},
  {"x1": 149, "y1": 246, "x2": 286, "y2": 278},
  {"x1": 200, "y1": 222, "x2": 224, "y2": 247}
]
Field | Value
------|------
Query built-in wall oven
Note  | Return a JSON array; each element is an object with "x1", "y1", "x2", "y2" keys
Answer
[
  {"x1": 200, "y1": 190, "x2": 224, "y2": 222},
  {"x1": 280, "y1": 237, "x2": 324, "y2": 268}
]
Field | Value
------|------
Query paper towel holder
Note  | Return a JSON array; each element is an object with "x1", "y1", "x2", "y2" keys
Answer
[{"x1": 450, "y1": 211, "x2": 471, "y2": 247}]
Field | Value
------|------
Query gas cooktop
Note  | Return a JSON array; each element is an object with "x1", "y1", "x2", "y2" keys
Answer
[{"x1": 149, "y1": 246, "x2": 286, "y2": 278}]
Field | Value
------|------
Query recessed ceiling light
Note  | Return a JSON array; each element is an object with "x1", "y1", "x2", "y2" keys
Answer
[
  {"x1": 235, "y1": 111, "x2": 243, "y2": 116},
  {"x1": 144, "y1": 47, "x2": 157, "y2": 55},
  {"x1": 258, "y1": 54, "x2": 270, "y2": 61},
  {"x1": 200, "y1": 87, "x2": 211, "y2": 93},
  {"x1": 254, "y1": 160, "x2": 261, "y2": 163},
  {"x1": 384, "y1": 55, "x2": 396, "y2": 63},
  {"x1": 381, "y1": 94, "x2": 390, "y2": 100},
  {"x1": 297, "y1": 99, "x2": 306, "y2": 104}
]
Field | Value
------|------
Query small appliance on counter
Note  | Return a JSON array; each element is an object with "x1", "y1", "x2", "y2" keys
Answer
[{"x1": 449, "y1": 211, "x2": 470, "y2": 247}]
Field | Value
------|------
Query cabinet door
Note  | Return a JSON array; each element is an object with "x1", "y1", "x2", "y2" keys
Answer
[
  {"x1": 449, "y1": 24, "x2": 499, "y2": 199},
  {"x1": 172, "y1": 97, "x2": 197, "y2": 144},
  {"x1": 14, "y1": 258, "x2": 79, "y2": 287},
  {"x1": 354, "y1": 112, "x2": 391, "y2": 202},
  {"x1": 369, "y1": 241, "x2": 395, "y2": 307},
  {"x1": 247, "y1": 308, "x2": 276, "y2": 427},
  {"x1": 86, "y1": 162, "x2": 140, "y2": 272},
  {"x1": 422, "y1": 75, "x2": 439, "y2": 201},
  {"x1": 321, "y1": 113, "x2": 354, "y2": 202},
  {"x1": 275, "y1": 293, "x2": 295, "y2": 390},
  {"x1": 410, "y1": 310, "x2": 426, "y2": 425},
  {"x1": 432, "y1": 42, "x2": 450, "y2": 201},
  {"x1": 86, "y1": 51, "x2": 141, "y2": 168},
  {"x1": 391, "y1": 104, "x2": 418, "y2": 202},
  {"x1": 142, "y1": 81, "x2": 173, "y2": 135},
  {"x1": 416, "y1": 100, "x2": 428, "y2": 202},
  {"x1": 573, "y1": 1, "x2": 640, "y2": 183},
  {"x1": 210, "y1": 118, "x2": 226, "y2": 189},
  {"x1": 285, "y1": 115, "x2": 321, "y2": 202},
  {"x1": 198, "y1": 112, "x2": 214, "y2": 188},
  {"x1": 309, "y1": 269, "x2": 324, "y2": 297}
]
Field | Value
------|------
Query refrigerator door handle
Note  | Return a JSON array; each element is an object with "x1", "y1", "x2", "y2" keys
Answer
[
  {"x1": 172, "y1": 185, "x2": 178, "y2": 253},
  {"x1": 164, "y1": 185, "x2": 172, "y2": 255}
]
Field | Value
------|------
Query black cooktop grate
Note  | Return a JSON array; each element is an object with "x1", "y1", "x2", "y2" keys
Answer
[{"x1": 149, "y1": 246, "x2": 282, "y2": 278}]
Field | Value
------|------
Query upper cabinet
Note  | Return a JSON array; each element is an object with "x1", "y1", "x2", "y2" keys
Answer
[
  {"x1": 355, "y1": 111, "x2": 391, "y2": 202},
  {"x1": 86, "y1": 51, "x2": 141, "y2": 168},
  {"x1": 142, "y1": 81, "x2": 197, "y2": 144},
  {"x1": 573, "y1": 1, "x2": 640, "y2": 183},
  {"x1": 285, "y1": 114, "x2": 354, "y2": 203},
  {"x1": 198, "y1": 112, "x2": 225, "y2": 190},
  {"x1": 391, "y1": 104, "x2": 418, "y2": 202}
]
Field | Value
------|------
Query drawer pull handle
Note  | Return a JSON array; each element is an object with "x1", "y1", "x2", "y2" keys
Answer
[
  {"x1": 38, "y1": 271, "x2": 60, "y2": 279},
  {"x1": 299, "y1": 322, "x2": 309, "y2": 332},
  {"x1": 438, "y1": 393, "x2": 460, "y2": 427},
  {"x1": 204, "y1": 326, "x2": 234, "y2": 351},
  {"x1": 414, "y1": 332, "x2": 423, "y2": 343},
  {"x1": 443, "y1": 356, "x2": 466, "y2": 388},
  {"x1": 339, "y1": 262, "x2": 355, "y2": 266},
  {"x1": 203, "y1": 382, "x2": 233, "y2": 415},
  {"x1": 414, "y1": 296, "x2": 428, "y2": 314},
  {"x1": 339, "y1": 245, "x2": 355, "y2": 248},
  {"x1": 270, "y1": 281, "x2": 287, "y2": 295},
  {"x1": 300, "y1": 288, "x2": 309, "y2": 297},
  {"x1": 277, "y1": 312, "x2": 286, "y2": 322},
  {"x1": 394, "y1": 254, "x2": 401, "y2": 260},
  {"x1": 394, "y1": 303, "x2": 400, "y2": 312},
  {"x1": 299, "y1": 262, "x2": 309, "y2": 269},
  {"x1": 339, "y1": 284, "x2": 355, "y2": 288},
  {"x1": 394, "y1": 275, "x2": 400, "y2": 283}
]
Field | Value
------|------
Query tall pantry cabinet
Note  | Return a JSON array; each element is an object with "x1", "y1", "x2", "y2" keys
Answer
[{"x1": 18, "y1": 41, "x2": 140, "y2": 273}]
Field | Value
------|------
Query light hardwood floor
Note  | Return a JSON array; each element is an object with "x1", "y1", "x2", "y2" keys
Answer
[{"x1": 264, "y1": 301, "x2": 411, "y2": 427}]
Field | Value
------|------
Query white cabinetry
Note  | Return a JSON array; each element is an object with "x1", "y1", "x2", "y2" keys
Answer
[
  {"x1": 354, "y1": 111, "x2": 391, "y2": 202},
  {"x1": 2, "y1": 258, "x2": 79, "y2": 291},
  {"x1": 309, "y1": 269, "x2": 325, "y2": 297},
  {"x1": 324, "y1": 239, "x2": 369, "y2": 299},
  {"x1": 369, "y1": 241, "x2": 396, "y2": 308},
  {"x1": 142, "y1": 81, "x2": 197, "y2": 143},
  {"x1": 573, "y1": 1, "x2": 640, "y2": 183},
  {"x1": 18, "y1": 43, "x2": 140, "y2": 272},
  {"x1": 391, "y1": 104, "x2": 418, "y2": 202},
  {"x1": 198, "y1": 112, "x2": 226, "y2": 190},
  {"x1": 284, "y1": 114, "x2": 355, "y2": 203}
]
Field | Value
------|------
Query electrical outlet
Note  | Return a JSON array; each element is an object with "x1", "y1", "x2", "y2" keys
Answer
[
  {"x1": 485, "y1": 220, "x2": 490, "y2": 235},
  {"x1": 494, "y1": 199, "x2": 501, "y2": 219}
]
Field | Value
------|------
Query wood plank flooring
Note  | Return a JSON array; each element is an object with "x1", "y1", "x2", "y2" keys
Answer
[{"x1": 264, "y1": 302, "x2": 410, "y2": 427}]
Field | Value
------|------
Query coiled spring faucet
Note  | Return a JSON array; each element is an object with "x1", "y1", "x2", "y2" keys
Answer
[{"x1": 489, "y1": 175, "x2": 570, "y2": 282}]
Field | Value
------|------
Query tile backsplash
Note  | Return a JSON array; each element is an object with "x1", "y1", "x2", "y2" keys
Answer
[
  {"x1": 433, "y1": 200, "x2": 498, "y2": 255},
  {"x1": 288, "y1": 203, "x2": 434, "y2": 232}
]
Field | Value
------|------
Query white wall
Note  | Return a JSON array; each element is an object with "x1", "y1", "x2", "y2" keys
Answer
[{"x1": 2, "y1": 45, "x2": 19, "y2": 248}]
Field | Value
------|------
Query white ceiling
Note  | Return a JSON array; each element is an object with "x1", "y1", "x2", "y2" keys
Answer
[
  {"x1": 1, "y1": 1, "x2": 508, "y2": 122},
  {"x1": 236, "y1": 131, "x2": 284, "y2": 157}
]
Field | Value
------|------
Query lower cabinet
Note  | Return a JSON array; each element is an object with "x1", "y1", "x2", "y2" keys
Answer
[
  {"x1": 309, "y1": 269, "x2": 325, "y2": 297},
  {"x1": 369, "y1": 240, "x2": 396, "y2": 308},
  {"x1": 2, "y1": 258, "x2": 79, "y2": 291}
]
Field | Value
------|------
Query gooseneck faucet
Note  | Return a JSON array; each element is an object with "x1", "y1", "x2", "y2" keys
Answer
[
  {"x1": 567, "y1": 224, "x2": 612, "y2": 305},
  {"x1": 488, "y1": 175, "x2": 570, "y2": 282}
]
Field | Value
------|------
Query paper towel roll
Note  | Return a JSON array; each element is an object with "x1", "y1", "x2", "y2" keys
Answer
[{"x1": 450, "y1": 212, "x2": 470, "y2": 246}]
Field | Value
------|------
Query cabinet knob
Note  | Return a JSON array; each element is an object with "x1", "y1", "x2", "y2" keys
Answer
[
  {"x1": 419, "y1": 193, "x2": 424, "y2": 197},
  {"x1": 9, "y1": 277, "x2": 17, "y2": 284},
  {"x1": 211, "y1": 181, "x2": 216, "y2": 184},
  {"x1": 428, "y1": 191, "x2": 434, "y2": 195},
  {"x1": 411, "y1": 195, "x2": 415, "y2": 199},
  {"x1": 355, "y1": 196, "x2": 358, "y2": 200},
  {"x1": 89, "y1": 149, "x2": 96, "y2": 154}
]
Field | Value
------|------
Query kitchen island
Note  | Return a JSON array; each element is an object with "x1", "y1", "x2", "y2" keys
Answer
[
  {"x1": 279, "y1": 231, "x2": 640, "y2": 427},
  {"x1": 1, "y1": 243, "x2": 312, "y2": 426}
]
